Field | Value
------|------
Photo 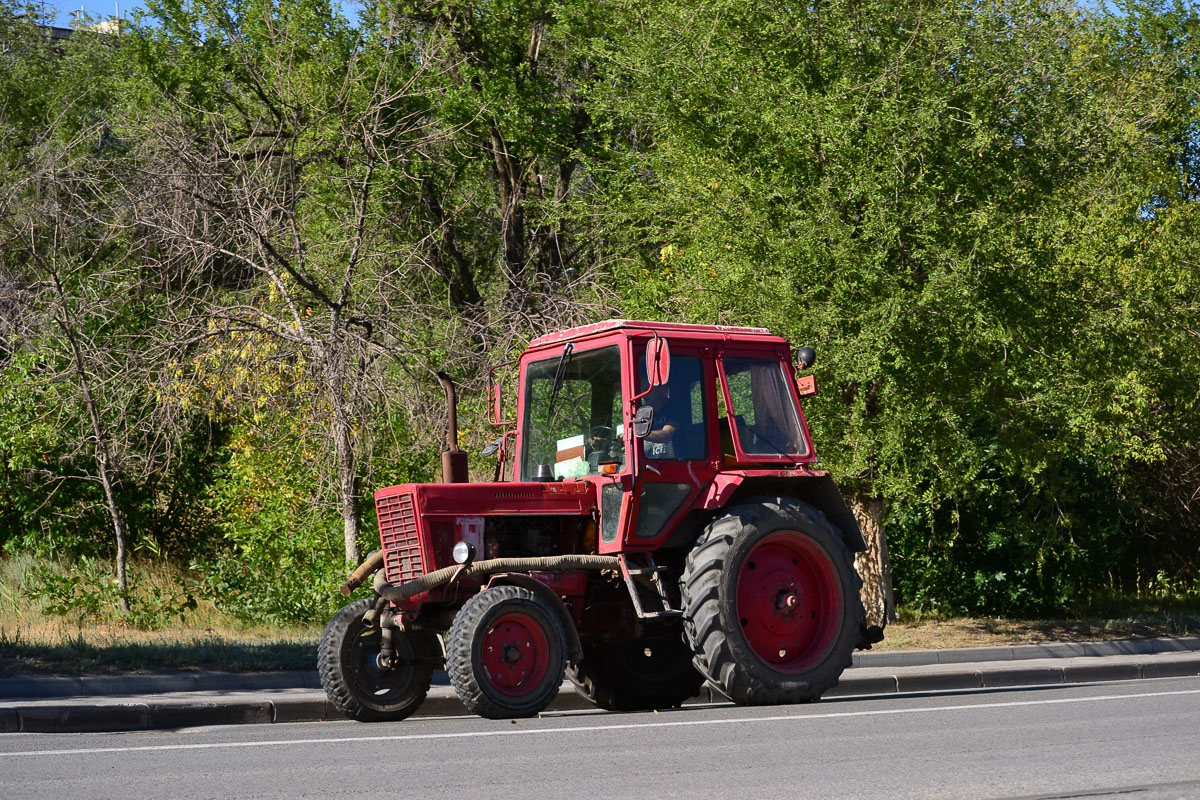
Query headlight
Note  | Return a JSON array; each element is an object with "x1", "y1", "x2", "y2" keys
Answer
[{"x1": 452, "y1": 540, "x2": 476, "y2": 565}]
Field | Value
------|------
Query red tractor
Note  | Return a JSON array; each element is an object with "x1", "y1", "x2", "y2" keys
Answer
[{"x1": 319, "y1": 320, "x2": 882, "y2": 721}]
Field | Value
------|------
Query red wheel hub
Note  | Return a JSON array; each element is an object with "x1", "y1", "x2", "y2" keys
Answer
[
  {"x1": 479, "y1": 612, "x2": 551, "y2": 696},
  {"x1": 735, "y1": 532, "x2": 842, "y2": 673}
]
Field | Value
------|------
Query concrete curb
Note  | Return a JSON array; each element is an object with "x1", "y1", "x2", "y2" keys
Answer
[
  {"x1": 830, "y1": 654, "x2": 1200, "y2": 697},
  {"x1": 4, "y1": 652, "x2": 1198, "y2": 734},
  {"x1": 1, "y1": 686, "x2": 598, "y2": 734},
  {"x1": 6, "y1": 636, "x2": 1196, "y2": 702},
  {"x1": 851, "y1": 635, "x2": 1200, "y2": 668},
  {"x1": 0, "y1": 670, "x2": 322, "y2": 700}
]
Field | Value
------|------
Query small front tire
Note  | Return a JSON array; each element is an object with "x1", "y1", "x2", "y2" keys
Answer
[
  {"x1": 446, "y1": 586, "x2": 568, "y2": 720},
  {"x1": 318, "y1": 598, "x2": 439, "y2": 722}
]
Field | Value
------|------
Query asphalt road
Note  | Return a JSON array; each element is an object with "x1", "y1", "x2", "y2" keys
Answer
[{"x1": 3, "y1": 676, "x2": 1199, "y2": 800}]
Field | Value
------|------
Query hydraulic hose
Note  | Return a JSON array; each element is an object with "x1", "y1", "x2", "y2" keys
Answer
[
  {"x1": 372, "y1": 554, "x2": 620, "y2": 602},
  {"x1": 340, "y1": 549, "x2": 387, "y2": 597}
]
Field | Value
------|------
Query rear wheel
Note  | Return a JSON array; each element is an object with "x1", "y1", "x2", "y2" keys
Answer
[
  {"x1": 567, "y1": 628, "x2": 705, "y2": 711},
  {"x1": 318, "y1": 598, "x2": 439, "y2": 722},
  {"x1": 446, "y1": 585, "x2": 567, "y2": 719},
  {"x1": 681, "y1": 496, "x2": 862, "y2": 705}
]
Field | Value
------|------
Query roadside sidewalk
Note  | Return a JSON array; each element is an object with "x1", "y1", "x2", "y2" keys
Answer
[{"x1": 3, "y1": 636, "x2": 1199, "y2": 734}]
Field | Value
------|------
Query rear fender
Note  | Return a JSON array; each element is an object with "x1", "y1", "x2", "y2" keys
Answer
[
  {"x1": 484, "y1": 573, "x2": 584, "y2": 662},
  {"x1": 721, "y1": 473, "x2": 867, "y2": 553},
  {"x1": 790, "y1": 474, "x2": 867, "y2": 553}
]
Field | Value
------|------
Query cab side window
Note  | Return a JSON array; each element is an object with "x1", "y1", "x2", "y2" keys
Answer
[{"x1": 637, "y1": 354, "x2": 709, "y2": 461}]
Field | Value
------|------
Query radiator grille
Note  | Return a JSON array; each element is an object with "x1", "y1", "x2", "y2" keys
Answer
[{"x1": 377, "y1": 492, "x2": 423, "y2": 583}]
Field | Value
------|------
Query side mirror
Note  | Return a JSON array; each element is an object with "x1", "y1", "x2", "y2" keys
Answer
[
  {"x1": 796, "y1": 346, "x2": 816, "y2": 369},
  {"x1": 488, "y1": 374, "x2": 503, "y2": 425},
  {"x1": 633, "y1": 405, "x2": 655, "y2": 438},
  {"x1": 646, "y1": 337, "x2": 671, "y2": 386}
]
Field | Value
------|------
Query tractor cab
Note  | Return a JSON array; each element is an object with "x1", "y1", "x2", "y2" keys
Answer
[{"x1": 504, "y1": 320, "x2": 820, "y2": 553}]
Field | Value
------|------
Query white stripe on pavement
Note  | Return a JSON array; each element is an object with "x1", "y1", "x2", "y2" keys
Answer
[{"x1": 4, "y1": 685, "x2": 1200, "y2": 759}]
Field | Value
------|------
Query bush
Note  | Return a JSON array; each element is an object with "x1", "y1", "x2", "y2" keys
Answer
[
  {"x1": 20, "y1": 556, "x2": 198, "y2": 629},
  {"x1": 191, "y1": 418, "x2": 357, "y2": 624},
  {"x1": 885, "y1": 455, "x2": 1195, "y2": 617}
]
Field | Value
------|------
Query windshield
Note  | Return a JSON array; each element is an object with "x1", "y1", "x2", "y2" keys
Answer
[{"x1": 520, "y1": 345, "x2": 624, "y2": 480}]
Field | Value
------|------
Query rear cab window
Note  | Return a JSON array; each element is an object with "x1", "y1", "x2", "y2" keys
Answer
[{"x1": 721, "y1": 356, "x2": 809, "y2": 459}]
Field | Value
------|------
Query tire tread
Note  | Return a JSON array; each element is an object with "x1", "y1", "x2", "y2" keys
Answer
[{"x1": 446, "y1": 585, "x2": 567, "y2": 719}]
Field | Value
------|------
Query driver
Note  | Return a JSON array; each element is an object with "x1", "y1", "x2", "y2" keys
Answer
[{"x1": 641, "y1": 385, "x2": 677, "y2": 459}]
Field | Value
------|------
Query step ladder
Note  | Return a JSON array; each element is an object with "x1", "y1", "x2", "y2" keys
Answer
[{"x1": 619, "y1": 553, "x2": 683, "y2": 619}]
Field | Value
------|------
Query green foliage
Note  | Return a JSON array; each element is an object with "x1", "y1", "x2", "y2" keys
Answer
[
  {"x1": 3, "y1": 0, "x2": 1199, "y2": 623},
  {"x1": 582, "y1": 0, "x2": 1200, "y2": 613},
  {"x1": 21, "y1": 556, "x2": 198, "y2": 629},
  {"x1": 196, "y1": 550, "x2": 350, "y2": 625},
  {"x1": 191, "y1": 418, "x2": 358, "y2": 623},
  {"x1": 0, "y1": 355, "x2": 103, "y2": 556}
]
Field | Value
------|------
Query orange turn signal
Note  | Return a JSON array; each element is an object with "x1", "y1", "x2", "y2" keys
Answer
[{"x1": 600, "y1": 462, "x2": 619, "y2": 475}]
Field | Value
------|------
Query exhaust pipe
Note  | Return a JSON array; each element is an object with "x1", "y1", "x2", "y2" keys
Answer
[{"x1": 437, "y1": 371, "x2": 469, "y2": 483}]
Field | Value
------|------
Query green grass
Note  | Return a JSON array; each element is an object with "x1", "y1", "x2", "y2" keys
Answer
[
  {"x1": 0, "y1": 627, "x2": 318, "y2": 677},
  {"x1": 1, "y1": 554, "x2": 321, "y2": 677}
]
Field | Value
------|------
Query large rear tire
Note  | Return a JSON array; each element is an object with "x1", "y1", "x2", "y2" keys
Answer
[
  {"x1": 681, "y1": 496, "x2": 862, "y2": 705},
  {"x1": 318, "y1": 598, "x2": 439, "y2": 722},
  {"x1": 446, "y1": 585, "x2": 567, "y2": 719},
  {"x1": 567, "y1": 628, "x2": 705, "y2": 711}
]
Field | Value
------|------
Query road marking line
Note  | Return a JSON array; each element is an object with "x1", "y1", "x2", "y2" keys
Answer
[{"x1": 5, "y1": 686, "x2": 1200, "y2": 759}]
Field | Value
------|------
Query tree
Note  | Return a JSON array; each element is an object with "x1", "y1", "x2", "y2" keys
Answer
[
  {"x1": 586, "y1": 0, "x2": 1200, "y2": 615},
  {"x1": 104, "y1": 0, "x2": 454, "y2": 564},
  {"x1": 0, "y1": 6, "x2": 176, "y2": 610},
  {"x1": 370, "y1": 0, "x2": 619, "y2": 346},
  {"x1": 103, "y1": 0, "x2": 623, "y2": 565}
]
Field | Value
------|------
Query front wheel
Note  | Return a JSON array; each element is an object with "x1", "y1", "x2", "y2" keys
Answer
[
  {"x1": 446, "y1": 585, "x2": 568, "y2": 719},
  {"x1": 318, "y1": 598, "x2": 440, "y2": 722},
  {"x1": 681, "y1": 496, "x2": 863, "y2": 705}
]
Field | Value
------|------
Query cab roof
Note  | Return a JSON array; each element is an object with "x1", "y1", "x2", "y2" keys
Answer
[{"x1": 528, "y1": 319, "x2": 782, "y2": 349}]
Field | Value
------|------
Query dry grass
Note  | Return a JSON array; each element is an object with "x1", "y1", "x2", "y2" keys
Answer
[
  {"x1": 0, "y1": 555, "x2": 319, "y2": 677},
  {"x1": 0, "y1": 623, "x2": 320, "y2": 678},
  {"x1": 873, "y1": 613, "x2": 1200, "y2": 651},
  {"x1": 3, "y1": 556, "x2": 1198, "y2": 677}
]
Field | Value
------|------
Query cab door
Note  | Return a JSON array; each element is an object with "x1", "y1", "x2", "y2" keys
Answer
[{"x1": 614, "y1": 342, "x2": 720, "y2": 551}]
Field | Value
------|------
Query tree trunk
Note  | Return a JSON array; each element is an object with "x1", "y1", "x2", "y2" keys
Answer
[
  {"x1": 489, "y1": 124, "x2": 527, "y2": 308},
  {"x1": 420, "y1": 177, "x2": 483, "y2": 315},
  {"x1": 53, "y1": 292, "x2": 131, "y2": 615},
  {"x1": 326, "y1": 349, "x2": 361, "y2": 564},
  {"x1": 849, "y1": 495, "x2": 894, "y2": 627},
  {"x1": 529, "y1": 159, "x2": 576, "y2": 282},
  {"x1": 97, "y1": 450, "x2": 132, "y2": 615},
  {"x1": 335, "y1": 414, "x2": 361, "y2": 565}
]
